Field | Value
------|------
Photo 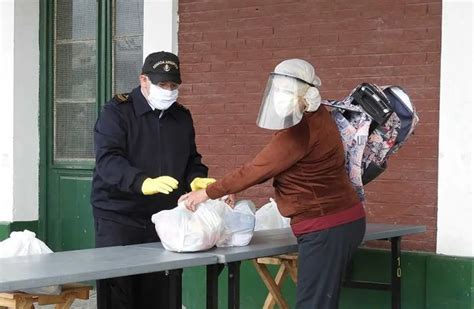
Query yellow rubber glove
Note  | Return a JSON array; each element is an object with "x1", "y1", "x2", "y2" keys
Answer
[
  {"x1": 141, "y1": 176, "x2": 179, "y2": 195},
  {"x1": 190, "y1": 177, "x2": 216, "y2": 191}
]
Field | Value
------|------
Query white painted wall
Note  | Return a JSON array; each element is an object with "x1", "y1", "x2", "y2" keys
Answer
[
  {"x1": 2, "y1": 0, "x2": 176, "y2": 224},
  {"x1": 0, "y1": 0, "x2": 15, "y2": 222},
  {"x1": 0, "y1": 0, "x2": 39, "y2": 222},
  {"x1": 143, "y1": 0, "x2": 179, "y2": 59},
  {"x1": 437, "y1": 0, "x2": 473, "y2": 257},
  {"x1": 12, "y1": 0, "x2": 40, "y2": 221}
]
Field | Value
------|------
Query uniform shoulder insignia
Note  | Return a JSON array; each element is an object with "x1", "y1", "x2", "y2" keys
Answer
[
  {"x1": 113, "y1": 93, "x2": 130, "y2": 104},
  {"x1": 175, "y1": 102, "x2": 190, "y2": 113}
]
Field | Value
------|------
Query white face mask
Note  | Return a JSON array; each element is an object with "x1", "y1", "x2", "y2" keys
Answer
[
  {"x1": 273, "y1": 90, "x2": 299, "y2": 117},
  {"x1": 147, "y1": 82, "x2": 179, "y2": 110}
]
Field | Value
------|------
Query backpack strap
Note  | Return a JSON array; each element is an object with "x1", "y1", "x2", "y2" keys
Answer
[{"x1": 320, "y1": 98, "x2": 363, "y2": 113}]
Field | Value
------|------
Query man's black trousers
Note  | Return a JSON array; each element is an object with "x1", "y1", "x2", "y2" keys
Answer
[{"x1": 94, "y1": 216, "x2": 171, "y2": 309}]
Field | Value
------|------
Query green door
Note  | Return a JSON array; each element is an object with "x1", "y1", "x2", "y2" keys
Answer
[{"x1": 39, "y1": 0, "x2": 144, "y2": 251}]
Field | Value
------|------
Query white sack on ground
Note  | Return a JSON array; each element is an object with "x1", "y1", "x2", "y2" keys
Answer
[
  {"x1": 254, "y1": 198, "x2": 290, "y2": 231},
  {"x1": 0, "y1": 230, "x2": 62, "y2": 295}
]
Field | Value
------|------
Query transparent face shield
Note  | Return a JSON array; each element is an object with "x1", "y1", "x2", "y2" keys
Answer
[{"x1": 256, "y1": 73, "x2": 315, "y2": 130}]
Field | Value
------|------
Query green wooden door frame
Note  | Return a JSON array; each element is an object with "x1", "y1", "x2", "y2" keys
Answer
[
  {"x1": 38, "y1": 0, "x2": 53, "y2": 242},
  {"x1": 98, "y1": 0, "x2": 112, "y2": 113},
  {"x1": 38, "y1": 0, "x2": 113, "y2": 247}
]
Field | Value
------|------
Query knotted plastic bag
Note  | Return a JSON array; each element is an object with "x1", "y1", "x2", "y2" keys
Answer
[
  {"x1": 254, "y1": 198, "x2": 290, "y2": 231},
  {"x1": 0, "y1": 230, "x2": 62, "y2": 295},
  {"x1": 152, "y1": 201, "x2": 224, "y2": 252},
  {"x1": 214, "y1": 200, "x2": 256, "y2": 247}
]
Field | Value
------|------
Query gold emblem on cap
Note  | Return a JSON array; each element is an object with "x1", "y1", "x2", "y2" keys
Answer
[{"x1": 153, "y1": 60, "x2": 178, "y2": 71}]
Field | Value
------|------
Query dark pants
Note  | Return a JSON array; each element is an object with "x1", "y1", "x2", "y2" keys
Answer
[
  {"x1": 296, "y1": 218, "x2": 366, "y2": 309},
  {"x1": 94, "y1": 216, "x2": 171, "y2": 309}
]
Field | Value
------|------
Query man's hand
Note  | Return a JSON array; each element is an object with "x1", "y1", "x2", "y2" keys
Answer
[
  {"x1": 190, "y1": 177, "x2": 216, "y2": 191},
  {"x1": 141, "y1": 176, "x2": 179, "y2": 195},
  {"x1": 224, "y1": 194, "x2": 236, "y2": 208},
  {"x1": 178, "y1": 189, "x2": 210, "y2": 211}
]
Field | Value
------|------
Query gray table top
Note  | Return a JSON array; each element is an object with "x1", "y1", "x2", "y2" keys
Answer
[
  {"x1": 208, "y1": 223, "x2": 426, "y2": 263},
  {"x1": 208, "y1": 228, "x2": 299, "y2": 263},
  {"x1": 363, "y1": 223, "x2": 426, "y2": 241},
  {"x1": 0, "y1": 223, "x2": 425, "y2": 292},
  {"x1": 0, "y1": 245, "x2": 217, "y2": 292}
]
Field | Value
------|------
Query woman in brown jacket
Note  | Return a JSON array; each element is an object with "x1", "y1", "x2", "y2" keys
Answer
[{"x1": 179, "y1": 59, "x2": 366, "y2": 309}]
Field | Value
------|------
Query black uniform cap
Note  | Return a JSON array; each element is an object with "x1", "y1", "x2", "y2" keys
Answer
[{"x1": 142, "y1": 51, "x2": 182, "y2": 84}]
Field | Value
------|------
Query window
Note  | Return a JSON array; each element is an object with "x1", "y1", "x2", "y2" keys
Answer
[
  {"x1": 113, "y1": 0, "x2": 144, "y2": 94},
  {"x1": 53, "y1": 0, "x2": 143, "y2": 162},
  {"x1": 54, "y1": 0, "x2": 97, "y2": 161}
]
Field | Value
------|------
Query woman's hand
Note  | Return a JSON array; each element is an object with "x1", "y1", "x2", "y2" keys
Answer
[{"x1": 178, "y1": 189, "x2": 210, "y2": 211}]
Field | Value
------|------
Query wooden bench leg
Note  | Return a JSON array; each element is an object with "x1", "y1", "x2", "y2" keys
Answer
[
  {"x1": 54, "y1": 295, "x2": 75, "y2": 309},
  {"x1": 15, "y1": 297, "x2": 34, "y2": 309},
  {"x1": 263, "y1": 264, "x2": 288, "y2": 309},
  {"x1": 253, "y1": 260, "x2": 289, "y2": 309},
  {"x1": 283, "y1": 260, "x2": 298, "y2": 283},
  {"x1": 0, "y1": 284, "x2": 91, "y2": 309},
  {"x1": 36, "y1": 284, "x2": 90, "y2": 308},
  {"x1": 0, "y1": 301, "x2": 12, "y2": 309}
]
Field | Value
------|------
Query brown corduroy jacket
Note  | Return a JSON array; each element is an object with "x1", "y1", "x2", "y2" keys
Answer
[{"x1": 206, "y1": 107, "x2": 360, "y2": 225}]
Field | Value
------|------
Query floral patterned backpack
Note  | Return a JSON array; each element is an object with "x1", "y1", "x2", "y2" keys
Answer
[{"x1": 322, "y1": 83, "x2": 419, "y2": 201}]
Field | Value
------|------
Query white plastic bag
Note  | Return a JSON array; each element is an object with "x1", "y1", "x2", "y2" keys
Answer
[
  {"x1": 254, "y1": 198, "x2": 290, "y2": 231},
  {"x1": 152, "y1": 201, "x2": 224, "y2": 252},
  {"x1": 0, "y1": 230, "x2": 62, "y2": 295},
  {"x1": 215, "y1": 200, "x2": 256, "y2": 247}
]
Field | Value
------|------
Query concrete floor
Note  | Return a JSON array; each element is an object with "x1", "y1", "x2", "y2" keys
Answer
[
  {"x1": 34, "y1": 290, "x2": 187, "y2": 308},
  {"x1": 34, "y1": 290, "x2": 97, "y2": 309}
]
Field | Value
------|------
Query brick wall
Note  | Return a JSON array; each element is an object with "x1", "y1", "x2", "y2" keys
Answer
[{"x1": 178, "y1": 0, "x2": 441, "y2": 252}]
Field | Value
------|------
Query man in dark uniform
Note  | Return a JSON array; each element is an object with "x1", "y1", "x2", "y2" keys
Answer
[{"x1": 90, "y1": 51, "x2": 215, "y2": 309}]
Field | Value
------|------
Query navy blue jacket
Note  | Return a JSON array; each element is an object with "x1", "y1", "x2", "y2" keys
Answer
[{"x1": 91, "y1": 86, "x2": 208, "y2": 224}]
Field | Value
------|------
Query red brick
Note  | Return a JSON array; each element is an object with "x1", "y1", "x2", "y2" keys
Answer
[
  {"x1": 273, "y1": 24, "x2": 312, "y2": 37},
  {"x1": 179, "y1": 2, "x2": 226, "y2": 13},
  {"x1": 202, "y1": 30, "x2": 238, "y2": 41},
  {"x1": 179, "y1": 31, "x2": 203, "y2": 43},
  {"x1": 226, "y1": 15, "x2": 274, "y2": 30},
  {"x1": 179, "y1": 20, "x2": 226, "y2": 33},
  {"x1": 400, "y1": 75, "x2": 425, "y2": 87},
  {"x1": 404, "y1": 4, "x2": 429, "y2": 17},
  {"x1": 226, "y1": 39, "x2": 247, "y2": 50},
  {"x1": 264, "y1": 37, "x2": 302, "y2": 49},
  {"x1": 210, "y1": 40, "x2": 227, "y2": 51},
  {"x1": 273, "y1": 48, "x2": 312, "y2": 59},
  {"x1": 237, "y1": 27, "x2": 274, "y2": 39},
  {"x1": 428, "y1": 3, "x2": 442, "y2": 15},
  {"x1": 179, "y1": 10, "x2": 228, "y2": 23},
  {"x1": 245, "y1": 38, "x2": 264, "y2": 49},
  {"x1": 202, "y1": 51, "x2": 239, "y2": 62},
  {"x1": 237, "y1": 49, "x2": 273, "y2": 61},
  {"x1": 425, "y1": 52, "x2": 441, "y2": 64},
  {"x1": 183, "y1": 72, "x2": 211, "y2": 83},
  {"x1": 179, "y1": 53, "x2": 202, "y2": 63},
  {"x1": 181, "y1": 62, "x2": 211, "y2": 73},
  {"x1": 178, "y1": 0, "x2": 441, "y2": 252},
  {"x1": 424, "y1": 75, "x2": 440, "y2": 87},
  {"x1": 179, "y1": 43, "x2": 194, "y2": 53},
  {"x1": 192, "y1": 42, "x2": 211, "y2": 52},
  {"x1": 316, "y1": 55, "x2": 360, "y2": 68}
]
